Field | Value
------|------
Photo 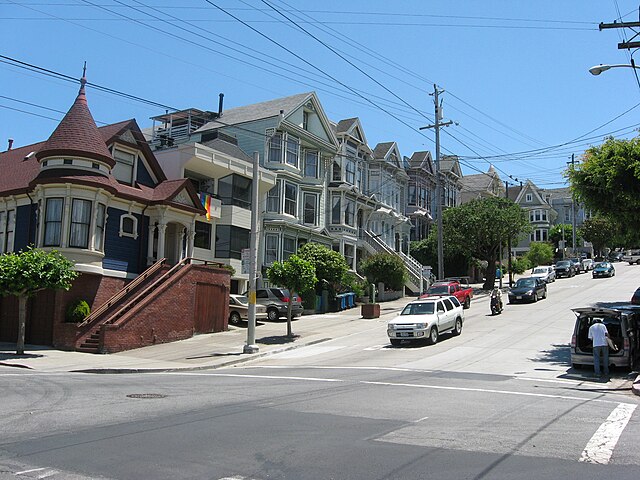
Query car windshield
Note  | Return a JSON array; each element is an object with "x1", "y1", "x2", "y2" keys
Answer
[
  {"x1": 515, "y1": 278, "x2": 535, "y2": 288},
  {"x1": 427, "y1": 285, "x2": 449, "y2": 294},
  {"x1": 401, "y1": 302, "x2": 435, "y2": 315},
  {"x1": 595, "y1": 263, "x2": 609, "y2": 268},
  {"x1": 532, "y1": 268, "x2": 547, "y2": 274},
  {"x1": 233, "y1": 295, "x2": 248, "y2": 304},
  {"x1": 556, "y1": 261, "x2": 570, "y2": 267}
]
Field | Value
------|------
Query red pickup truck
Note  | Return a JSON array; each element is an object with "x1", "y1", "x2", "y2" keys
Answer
[{"x1": 419, "y1": 281, "x2": 473, "y2": 309}]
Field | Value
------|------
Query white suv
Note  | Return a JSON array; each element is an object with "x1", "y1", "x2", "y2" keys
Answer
[{"x1": 387, "y1": 295, "x2": 464, "y2": 346}]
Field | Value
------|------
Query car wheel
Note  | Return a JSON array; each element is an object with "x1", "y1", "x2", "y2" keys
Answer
[
  {"x1": 390, "y1": 339, "x2": 402, "y2": 346},
  {"x1": 463, "y1": 297, "x2": 471, "y2": 309},
  {"x1": 532, "y1": 293, "x2": 538, "y2": 302},
  {"x1": 427, "y1": 326, "x2": 439, "y2": 345},
  {"x1": 267, "y1": 308, "x2": 279, "y2": 321},
  {"x1": 453, "y1": 318, "x2": 463, "y2": 336},
  {"x1": 229, "y1": 312, "x2": 242, "y2": 326}
]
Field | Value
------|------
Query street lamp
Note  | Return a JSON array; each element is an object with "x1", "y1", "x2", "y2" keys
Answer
[{"x1": 589, "y1": 63, "x2": 640, "y2": 75}]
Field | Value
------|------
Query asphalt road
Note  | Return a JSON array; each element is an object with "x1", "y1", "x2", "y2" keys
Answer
[{"x1": 1, "y1": 263, "x2": 640, "y2": 479}]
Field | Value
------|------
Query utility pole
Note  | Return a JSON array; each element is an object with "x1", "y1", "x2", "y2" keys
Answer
[
  {"x1": 243, "y1": 151, "x2": 260, "y2": 354},
  {"x1": 599, "y1": 20, "x2": 640, "y2": 49},
  {"x1": 420, "y1": 84, "x2": 453, "y2": 280},
  {"x1": 568, "y1": 154, "x2": 577, "y2": 256},
  {"x1": 505, "y1": 180, "x2": 513, "y2": 287}
]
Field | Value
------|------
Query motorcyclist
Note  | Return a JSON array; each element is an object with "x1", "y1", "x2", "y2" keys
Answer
[{"x1": 490, "y1": 287, "x2": 503, "y2": 314}]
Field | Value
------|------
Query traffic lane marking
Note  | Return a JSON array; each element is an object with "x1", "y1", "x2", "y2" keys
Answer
[{"x1": 580, "y1": 403, "x2": 637, "y2": 464}]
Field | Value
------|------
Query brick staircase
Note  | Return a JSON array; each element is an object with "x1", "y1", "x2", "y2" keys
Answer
[{"x1": 75, "y1": 258, "x2": 170, "y2": 353}]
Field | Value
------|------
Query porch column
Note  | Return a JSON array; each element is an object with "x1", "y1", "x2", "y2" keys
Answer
[
  {"x1": 156, "y1": 222, "x2": 167, "y2": 260},
  {"x1": 187, "y1": 229, "x2": 196, "y2": 259},
  {"x1": 147, "y1": 224, "x2": 156, "y2": 265},
  {"x1": 178, "y1": 228, "x2": 186, "y2": 260}
]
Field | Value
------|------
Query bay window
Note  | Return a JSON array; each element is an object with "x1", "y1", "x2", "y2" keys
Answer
[
  {"x1": 284, "y1": 182, "x2": 297, "y2": 216},
  {"x1": 331, "y1": 194, "x2": 341, "y2": 224},
  {"x1": 268, "y1": 133, "x2": 283, "y2": 163},
  {"x1": 304, "y1": 150, "x2": 318, "y2": 178},
  {"x1": 266, "y1": 182, "x2": 280, "y2": 213},
  {"x1": 69, "y1": 199, "x2": 92, "y2": 248},
  {"x1": 286, "y1": 135, "x2": 300, "y2": 167},
  {"x1": 303, "y1": 193, "x2": 318, "y2": 225},
  {"x1": 265, "y1": 234, "x2": 278, "y2": 264},
  {"x1": 283, "y1": 236, "x2": 296, "y2": 260},
  {"x1": 44, "y1": 198, "x2": 64, "y2": 247},
  {"x1": 95, "y1": 203, "x2": 106, "y2": 250}
]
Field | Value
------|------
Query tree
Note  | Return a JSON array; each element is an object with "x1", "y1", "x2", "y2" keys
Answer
[
  {"x1": 266, "y1": 255, "x2": 316, "y2": 337},
  {"x1": 525, "y1": 242, "x2": 554, "y2": 267},
  {"x1": 579, "y1": 216, "x2": 615, "y2": 257},
  {"x1": 567, "y1": 136, "x2": 640, "y2": 234},
  {"x1": 443, "y1": 197, "x2": 530, "y2": 290},
  {"x1": 0, "y1": 248, "x2": 78, "y2": 354},
  {"x1": 297, "y1": 242, "x2": 349, "y2": 294},
  {"x1": 549, "y1": 224, "x2": 578, "y2": 250},
  {"x1": 359, "y1": 253, "x2": 407, "y2": 291}
]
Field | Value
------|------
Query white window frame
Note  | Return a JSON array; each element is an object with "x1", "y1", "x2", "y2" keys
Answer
[
  {"x1": 264, "y1": 233, "x2": 279, "y2": 264},
  {"x1": 304, "y1": 150, "x2": 319, "y2": 178},
  {"x1": 285, "y1": 135, "x2": 300, "y2": 168},
  {"x1": 526, "y1": 193, "x2": 533, "y2": 202},
  {"x1": 119, "y1": 213, "x2": 139, "y2": 239},
  {"x1": 112, "y1": 147, "x2": 137, "y2": 186},
  {"x1": 0, "y1": 209, "x2": 15, "y2": 254},
  {"x1": 303, "y1": 192, "x2": 318, "y2": 226},
  {"x1": 284, "y1": 181, "x2": 298, "y2": 217},
  {"x1": 283, "y1": 235, "x2": 296, "y2": 260},
  {"x1": 266, "y1": 181, "x2": 281, "y2": 213},
  {"x1": 44, "y1": 198, "x2": 64, "y2": 247}
]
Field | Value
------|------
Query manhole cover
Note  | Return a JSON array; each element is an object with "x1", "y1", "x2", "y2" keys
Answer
[{"x1": 126, "y1": 393, "x2": 167, "y2": 399}]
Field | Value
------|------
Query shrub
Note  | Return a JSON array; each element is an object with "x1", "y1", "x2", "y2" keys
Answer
[
  {"x1": 359, "y1": 253, "x2": 407, "y2": 291},
  {"x1": 65, "y1": 299, "x2": 91, "y2": 323}
]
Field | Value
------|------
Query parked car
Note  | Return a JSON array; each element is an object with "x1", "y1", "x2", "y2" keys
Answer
[
  {"x1": 622, "y1": 249, "x2": 640, "y2": 265},
  {"x1": 508, "y1": 277, "x2": 547, "y2": 303},
  {"x1": 387, "y1": 295, "x2": 464, "y2": 346},
  {"x1": 228, "y1": 294, "x2": 268, "y2": 326},
  {"x1": 582, "y1": 258, "x2": 595, "y2": 271},
  {"x1": 419, "y1": 280, "x2": 473, "y2": 309},
  {"x1": 569, "y1": 258, "x2": 583, "y2": 274},
  {"x1": 571, "y1": 305, "x2": 640, "y2": 371},
  {"x1": 244, "y1": 288, "x2": 304, "y2": 321},
  {"x1": 530, "y1": 266, "x2": 555, "y2": 283},
  {"x1": 555, "y1": 260, "x2": 576, "y2": 278},
  {"x1": 592, "y1": 262, "x2": 615, "y2": 279},
  {"x1": 609, "y1": 251, "x2": 624, "y2": 262},
  {"x1": 632, "y1": 287, "x2": 640, "y2": 305}
]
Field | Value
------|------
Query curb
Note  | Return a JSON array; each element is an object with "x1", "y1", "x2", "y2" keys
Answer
[{"x1": 70, "y1": 337, "x2": 333, "y2": 374}]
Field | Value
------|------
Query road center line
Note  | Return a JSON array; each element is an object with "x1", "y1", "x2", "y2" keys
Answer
[{"x1": 580, "y1": 403, "x2": 637, "y2": 464}]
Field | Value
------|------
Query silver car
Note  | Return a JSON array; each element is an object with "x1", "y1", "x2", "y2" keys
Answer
[
  {"x1": 229, "y1": 294, "x2": 267, "y2": 326},
  {"x1": 531, "y1": 266, "x2": 555, "y2": 283}
]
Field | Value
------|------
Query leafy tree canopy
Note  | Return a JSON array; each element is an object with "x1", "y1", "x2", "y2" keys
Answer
[
  {"x1": 443, "y1": 196, "x2": 530, "y2": 289},
  {"x1": 567, "y1": 136, "x2": 640, "y2": 232},
  {"x1": 297, "y1": 242, "x2": 349, "y2": 293},
  {"x1": 359, "y1": 253, "x2": 407, "y2": 291},
  {"x1": 579, "y1": 216, "x2": 615, "y2": 256},
  {"x1": 525, "y1": 242, "x2": 554, "y2": 267},
  {"x1": 0, "y1": 248, "x2": 78, "y2": 297}
]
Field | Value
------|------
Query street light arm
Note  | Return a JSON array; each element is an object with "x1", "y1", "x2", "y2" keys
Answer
[{"x1": 589, "y1": 63, "x2": 640, "y2": 75}]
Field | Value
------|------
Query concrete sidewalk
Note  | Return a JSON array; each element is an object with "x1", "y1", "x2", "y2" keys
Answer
[{"x1": 0, "y1": 296, "x2": 414, "y2": 374}]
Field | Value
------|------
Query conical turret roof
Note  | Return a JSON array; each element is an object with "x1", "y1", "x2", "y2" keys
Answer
[{"x1": 36, "y1": 75, "x2": 115, "y2": 168}]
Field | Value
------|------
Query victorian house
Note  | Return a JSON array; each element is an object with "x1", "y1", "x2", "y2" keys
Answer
[
  {"x1": 508, "y1": 180, "x2": 555, "y2": 256},
  {"x1": 459, "y1": 165, "x2": 504, "y2": 204},
  {"x1": 439, "y1": 155, "x2": 463, "y2": 209},
  {"x1": 404, "y1": 151, "x2": 436, "y2": 241},
  {"x1": 0, "y1": 78, "x2": 229, "y2": 352}
]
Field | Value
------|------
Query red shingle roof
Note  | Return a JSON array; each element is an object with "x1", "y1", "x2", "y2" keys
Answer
[{"x1": 35, "y1": 79, "x2": 115, "y2": 168}]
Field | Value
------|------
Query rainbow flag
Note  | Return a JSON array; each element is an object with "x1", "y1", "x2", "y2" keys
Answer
[{"x1": 200, "y1": 193, "x2": 212, "y2": 221}]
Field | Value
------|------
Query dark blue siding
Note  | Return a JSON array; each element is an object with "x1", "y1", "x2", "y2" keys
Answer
[
  {"x1": 14, "y1": 204, "x2": 36, "y2": 251},
  {"x1": 136, "y1": 160, "x2": 155, "y2": 187},
  {"x1": 102, "y1": 207, "x2": 146, "y2": 274}
]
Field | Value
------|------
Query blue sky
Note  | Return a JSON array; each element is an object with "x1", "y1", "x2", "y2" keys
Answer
[{"x1": 2, "y1": 1, "x2": 640, "y2": 189}]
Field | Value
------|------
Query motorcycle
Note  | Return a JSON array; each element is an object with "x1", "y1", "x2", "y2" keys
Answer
[{"x1": 490, "y1": 291, "x2": 503, "y2": 315}]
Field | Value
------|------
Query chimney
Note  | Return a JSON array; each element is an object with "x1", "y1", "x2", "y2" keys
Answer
[
  {"x1": 217, "y1": 93, "x2": 224, "y2": 117},
  {"x1": 7, "y1": 138, "x2": 13, "y2": 151}
]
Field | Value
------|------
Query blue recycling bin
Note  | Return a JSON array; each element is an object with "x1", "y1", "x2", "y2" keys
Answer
[
  {"x1": 338, "y1": 293, "x2": 347, "y2": 311},
  {"x1": 346, "y1": 292, "x2": 355, "y2": 308}
]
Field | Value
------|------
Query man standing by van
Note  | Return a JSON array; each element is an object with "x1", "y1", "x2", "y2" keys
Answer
[{"x1": 588, "y1": 318, "x2": 610, "y2": 379}]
